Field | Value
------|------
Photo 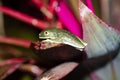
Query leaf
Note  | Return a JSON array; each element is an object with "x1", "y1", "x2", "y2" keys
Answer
[
  {"x1": 30, "y1": 41, "x2": 86, "y2": 68},
  {"x1": 79, "y1": 0, "x2": 120, "y2": 80},
  {"x1": 38, "y1": 62, "x2": 79, "y2": 80},
  {"x1": 0, "y1": 58, "x2": 24, "y2": 79}
]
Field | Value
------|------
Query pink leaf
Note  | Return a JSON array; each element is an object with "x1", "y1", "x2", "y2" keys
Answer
[{"x1": 0, "y1": 58, "x2": 25, "y2": 79}]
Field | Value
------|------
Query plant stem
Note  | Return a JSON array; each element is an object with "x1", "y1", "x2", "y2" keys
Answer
[
  {"x1": 0, "y1": 36, "x2": 31, "y2": 48},
  {"x1": 0, "y1": 58, "x2": 24, "y2": 66},
  {"x1": 0, "y1": 6, "x2": 49, "y2": 30}
]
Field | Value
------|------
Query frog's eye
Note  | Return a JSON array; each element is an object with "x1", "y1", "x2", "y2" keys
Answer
[{"x1": 44, "y1": 31, "x2": 49, "y2": 35}]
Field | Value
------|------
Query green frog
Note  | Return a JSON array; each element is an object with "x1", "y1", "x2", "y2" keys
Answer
[{"x1": 39, "y1": 28, "x2": 87, "y2": 51}]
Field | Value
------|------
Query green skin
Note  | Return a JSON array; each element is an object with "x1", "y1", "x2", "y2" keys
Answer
[{"x1": 39, "y1": 28, "x2": 87, "y2": 51}]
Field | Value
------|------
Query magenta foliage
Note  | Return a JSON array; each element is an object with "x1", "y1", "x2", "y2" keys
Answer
[{"x1": 55, "y1": 1, "x2": 83, "y2": 38}]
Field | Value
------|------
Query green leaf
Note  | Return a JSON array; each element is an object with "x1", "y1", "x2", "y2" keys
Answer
[{"x1": 79, "y1": 0, "x2": 120, "y2": 80}]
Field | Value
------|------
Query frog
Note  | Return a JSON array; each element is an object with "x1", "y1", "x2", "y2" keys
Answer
[{"x1": 39, "y1": 28, "x2": 87, "y2": 51}]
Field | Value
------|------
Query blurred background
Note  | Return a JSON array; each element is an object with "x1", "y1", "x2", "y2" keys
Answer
[
  {"x1": 0, "y1": 0, "x2": 120, "y2": 80},
  {"x1": 0, "y1": 0, "x2": 120, "y2": 40}
]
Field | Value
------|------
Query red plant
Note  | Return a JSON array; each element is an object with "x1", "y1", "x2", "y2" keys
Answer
[{"x1": 0, "y1": 0, "x2": 120, "y2": 80}]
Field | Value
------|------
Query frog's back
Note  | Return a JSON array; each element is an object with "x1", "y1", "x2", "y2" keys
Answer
[
  {"x1": 57, "y1": 29, "x2": 87, "y2": 48},
  {"x1": 45, "y1": 28, "x2": 87, "y2": 49}
]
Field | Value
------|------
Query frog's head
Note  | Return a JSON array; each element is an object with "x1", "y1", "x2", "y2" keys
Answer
[{"x1": 39, "y1": 28, "x2": 58, "y2": 40}]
